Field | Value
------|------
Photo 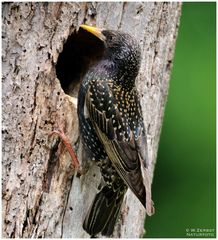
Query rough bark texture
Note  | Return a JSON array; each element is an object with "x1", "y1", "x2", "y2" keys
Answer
[{"x1": 2, "y1": 2, "x2": 181, "y2": 238}]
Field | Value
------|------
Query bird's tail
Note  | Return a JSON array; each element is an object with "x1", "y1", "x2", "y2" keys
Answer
[{"x1": 83, "y1": 185, "x2": 127, "y2": 237}]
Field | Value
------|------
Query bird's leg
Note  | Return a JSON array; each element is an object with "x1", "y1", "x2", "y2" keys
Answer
[{"x1": 50, "y1": 128, "x2": 81, "y2": 174}]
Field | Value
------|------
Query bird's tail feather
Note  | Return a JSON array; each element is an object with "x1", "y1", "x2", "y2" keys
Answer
[{"x1": 83, "y1": 185, "x2": 126, "y2": 237}]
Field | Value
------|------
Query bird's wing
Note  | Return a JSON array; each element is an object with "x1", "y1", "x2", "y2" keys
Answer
[{"x1": 85, "y1": 79, "x2": 154, "y2": 215}]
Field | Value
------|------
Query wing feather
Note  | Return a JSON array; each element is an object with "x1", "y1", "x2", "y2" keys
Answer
[{"x1": 86, "y1": 80, "x2": 154, "y2": 215}]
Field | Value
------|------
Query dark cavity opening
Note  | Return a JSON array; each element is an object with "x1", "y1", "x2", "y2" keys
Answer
[{"x1": 56, "y1": 27, "x2": 105, "y2": 97}]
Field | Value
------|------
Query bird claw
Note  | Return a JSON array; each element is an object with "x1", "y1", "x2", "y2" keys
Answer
[{"x1": 50, "y1": 128, "x2": 81, "y2": 175}]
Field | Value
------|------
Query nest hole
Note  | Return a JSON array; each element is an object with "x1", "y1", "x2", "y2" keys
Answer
[{"x1": 55, "y1": 27, "x2": 105, "y2": 98}]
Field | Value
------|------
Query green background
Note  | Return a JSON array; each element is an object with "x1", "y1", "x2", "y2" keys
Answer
[{"x1": 145, "y1": 2, "x2": 216, "y2": 238}]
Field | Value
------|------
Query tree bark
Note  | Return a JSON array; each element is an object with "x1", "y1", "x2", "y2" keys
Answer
[{"x1": 2, "y1": 2, "x2": 181, "y2": 238}]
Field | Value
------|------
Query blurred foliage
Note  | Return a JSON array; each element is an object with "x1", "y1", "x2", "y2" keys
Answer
[{"x1": 145, "y1": 3, "x2": 216, "y2": 238}]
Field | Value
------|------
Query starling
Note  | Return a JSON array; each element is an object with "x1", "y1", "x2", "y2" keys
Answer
[{"x1": 78, "y1": 25, "x2": 154, "y2": 237}]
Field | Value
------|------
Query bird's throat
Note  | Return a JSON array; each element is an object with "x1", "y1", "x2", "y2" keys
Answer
[{"x1": 93, "y1": 59, "x2": 137, "y2": 90}]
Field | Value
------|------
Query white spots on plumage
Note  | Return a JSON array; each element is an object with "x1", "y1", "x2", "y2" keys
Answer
[
  {"x1": 78, "y1": 33, "x2": 144, "y2": 179},
  {"x1": 84, "y1": 102, "x2": 89, "y2": 119}
]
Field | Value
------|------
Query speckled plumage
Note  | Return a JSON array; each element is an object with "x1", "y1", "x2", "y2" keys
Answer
[{"x1": 78, "y1": 27, "x2": 153, "y2": 237}]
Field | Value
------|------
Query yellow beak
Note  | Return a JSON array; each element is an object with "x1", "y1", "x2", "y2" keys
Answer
[{"x1": 80, "y1": 24, "x2": 106, "y2": 41}]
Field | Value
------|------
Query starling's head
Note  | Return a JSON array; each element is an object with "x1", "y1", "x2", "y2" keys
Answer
[{"x1": 80, "y1": 25, "x2": 141, "y2": 78}]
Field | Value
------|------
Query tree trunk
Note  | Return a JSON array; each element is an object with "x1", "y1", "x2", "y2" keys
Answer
[{"x1": 2, "y1": 2, "x2": 181, "y2": 238}]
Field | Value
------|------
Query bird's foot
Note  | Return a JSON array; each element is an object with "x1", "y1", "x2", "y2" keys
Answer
[{"x1": 50, "y1": 128, "x2": 82, "y2": 176}]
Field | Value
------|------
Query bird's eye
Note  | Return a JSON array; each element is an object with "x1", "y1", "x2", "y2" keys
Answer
[{"x1": 108, "y1": 35, "x2": 114, "y2": 41}]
